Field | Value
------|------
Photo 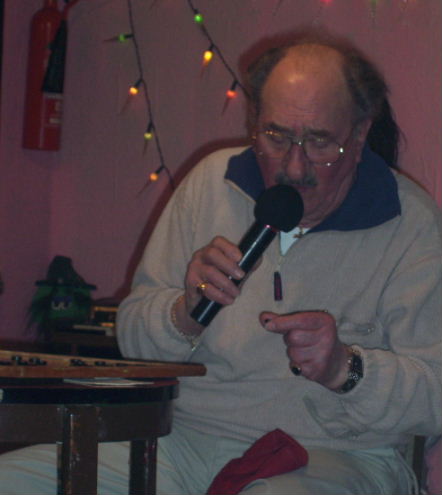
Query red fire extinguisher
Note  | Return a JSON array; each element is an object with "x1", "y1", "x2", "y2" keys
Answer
[{"x1": 23, "y1": 0, "x2": 63, "y2": 151}]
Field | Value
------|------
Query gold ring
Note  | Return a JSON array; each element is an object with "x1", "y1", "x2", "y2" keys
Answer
[{"x1": 196, "y1": 283, "x2": 207, "y2": 295}]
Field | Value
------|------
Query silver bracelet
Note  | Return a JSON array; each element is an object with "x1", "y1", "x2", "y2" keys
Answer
[{"x1": 170, "y1": 295, "x2": 201, "y2": 351}]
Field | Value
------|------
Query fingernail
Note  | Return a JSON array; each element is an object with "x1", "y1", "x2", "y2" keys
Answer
[{"x1": 265, "y1": 320, "x2": 275, "y2": 330}]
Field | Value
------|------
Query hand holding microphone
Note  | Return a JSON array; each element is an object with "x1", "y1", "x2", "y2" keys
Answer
[{"x1": 189, "y1": 185, "x2": 304, "y2": 327}]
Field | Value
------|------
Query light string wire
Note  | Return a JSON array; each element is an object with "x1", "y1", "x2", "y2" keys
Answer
[
  {"x1": 127, "y1": 0, "x2": 175, "y2": 190},
  {"x1": 121, "y1": 0, "x2": 249, "y2": 190},
  {"x1": 185, "y1": 0, "x2": 250, "y2": 99}
]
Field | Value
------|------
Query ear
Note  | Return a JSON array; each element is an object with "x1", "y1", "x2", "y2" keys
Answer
[{"x1": 353, "y1": 119, "x2": 373, "y2": 162}]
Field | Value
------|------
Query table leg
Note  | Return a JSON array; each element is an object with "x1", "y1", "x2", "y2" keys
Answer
[
  {"x1": 58, "y1": 405, "x2": 98, "y2": 495},
  {"x1": 129, "y1": 438, "x2": 158, "y2": 495}
]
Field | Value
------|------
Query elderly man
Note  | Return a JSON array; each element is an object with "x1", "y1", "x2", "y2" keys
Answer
[
  {"x1": 0, "y1": 34, "x2": 440, "y2": 495},
  {"x1": 115, "y1": 36, "x2": 441, "y2": 494}
]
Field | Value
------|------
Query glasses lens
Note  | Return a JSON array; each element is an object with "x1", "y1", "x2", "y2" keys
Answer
[
  {"x1": 260, "y1": 130, "x2": 291, "y2": 158},
  {"x1": 304, "y1": 137, "x2": 342, "y2": 165}
]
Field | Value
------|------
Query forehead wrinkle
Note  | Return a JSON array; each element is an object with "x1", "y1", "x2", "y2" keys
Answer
[{"x1": 261, "y1": 44, "x2": 353, "y2": 126}]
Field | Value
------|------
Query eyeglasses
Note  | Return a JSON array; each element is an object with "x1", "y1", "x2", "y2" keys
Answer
[{"x1": 253, "y1": 127, "x2": 353, "y2": 167}]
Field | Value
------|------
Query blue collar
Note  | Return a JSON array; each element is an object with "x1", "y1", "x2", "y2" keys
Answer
[{"x1": 224, "y1": 145, "x2": 401, "y2": 231}]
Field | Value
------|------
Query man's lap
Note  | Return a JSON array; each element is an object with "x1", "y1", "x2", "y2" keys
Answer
[
  {"x1": 240, "y1": 447, "x2": 415, "y2": 495},
  {"x1": 0, "y1": 423, "x2": 416, "y2": 495}
]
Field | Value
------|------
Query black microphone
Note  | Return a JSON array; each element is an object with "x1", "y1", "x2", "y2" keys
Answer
[{"x1": 190, "y1": 184, "x2": 304, "y2": 327}]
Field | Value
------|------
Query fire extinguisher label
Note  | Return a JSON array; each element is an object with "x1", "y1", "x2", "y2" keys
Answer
[{"x1": 42, "y1": 93, "x2": 63, "y2": 127}]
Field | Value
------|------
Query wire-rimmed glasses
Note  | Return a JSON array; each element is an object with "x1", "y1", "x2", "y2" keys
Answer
[{"x1": 253, "y1": 127, "x2": 352, "y2": 167}]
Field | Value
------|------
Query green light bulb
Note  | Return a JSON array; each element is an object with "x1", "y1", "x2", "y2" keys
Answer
[{"x1": 194, "y1": 13, "x2": 203, "y2": 24}]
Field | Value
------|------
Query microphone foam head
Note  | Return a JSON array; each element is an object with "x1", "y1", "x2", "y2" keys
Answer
[{"x1": 254, "y1": 185, "x2": 304, "y2": 232}]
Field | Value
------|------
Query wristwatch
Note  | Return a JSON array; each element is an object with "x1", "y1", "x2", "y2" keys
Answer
[{"x1": 337, "y1": 347, "x2": 363, "y2": 394}]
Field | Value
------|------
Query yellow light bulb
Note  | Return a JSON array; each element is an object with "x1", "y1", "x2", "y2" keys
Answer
[
  {"x1": 150, "y1": 173, "x2": 159, "y2": 182},
  {"x1": 203, "y1": 50, "x2": 213, "y2": 64}
]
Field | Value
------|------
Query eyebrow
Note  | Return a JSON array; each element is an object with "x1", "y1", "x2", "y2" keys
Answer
[{"x1": 265, "y1": 122, "x2": 334, "y2": 139}]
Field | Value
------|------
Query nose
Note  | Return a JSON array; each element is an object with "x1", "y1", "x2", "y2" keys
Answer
[{"x1": 283, "y1": 142, "x2": 308, "y2": 182}]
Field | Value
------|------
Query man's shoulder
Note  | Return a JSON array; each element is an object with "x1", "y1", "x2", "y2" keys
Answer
[
  {"x1": 194, "y1": 146, "x2": 248, "y2": 174},
  {"x1": 395, "y1": 173, "x2": 441, "y2": 225},
  {"x1": 175, "y1": 146, "x2": 249, "y2": 202}
]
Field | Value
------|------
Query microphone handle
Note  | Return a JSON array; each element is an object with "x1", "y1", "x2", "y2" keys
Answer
[{"x1": 190, "y1": 224, "x2": 277, "y2": 327}]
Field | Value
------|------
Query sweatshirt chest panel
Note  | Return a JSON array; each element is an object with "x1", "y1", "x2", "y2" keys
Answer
[{"x1": 201, "y1": 221, "x2": 402, "y2": 381}]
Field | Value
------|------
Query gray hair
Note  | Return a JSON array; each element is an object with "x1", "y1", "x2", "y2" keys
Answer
[{"x1": 245, "y1": 33, "x2": 400, "y2": 166}]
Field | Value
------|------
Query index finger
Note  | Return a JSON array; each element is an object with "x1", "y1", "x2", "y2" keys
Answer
[
  {"x1": 204, "y1": 236, "x2": 245, "y2": 280},
  {"x1": 260, "y1": 310, "x2": 331, "y2": 333},
  {"x1": 211, "y1": 236, "x2": 243, "y2": 263}
]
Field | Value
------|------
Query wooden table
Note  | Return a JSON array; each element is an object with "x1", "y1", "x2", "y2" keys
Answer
[{"x1": 0, "y1": 350, "x2": 206, "y2": 495}]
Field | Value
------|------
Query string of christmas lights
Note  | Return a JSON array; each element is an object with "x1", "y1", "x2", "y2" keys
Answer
[
  {"x1": 114, "y1": 0, "x2": 249, "y2": 188},
  {"x1": 186, "y1": 0, "x2": 249, "y2": 102},
  {"x1": 125, "y1": 0, "x2": 174, "y2": 190},
  {"x1": 114, "y1": 0, "x2": 415, "y2": 188}
]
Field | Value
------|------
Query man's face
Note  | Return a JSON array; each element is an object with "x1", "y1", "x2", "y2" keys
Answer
[{"x1": 255, "y1": 46, "x2": 371, "y2": 228}]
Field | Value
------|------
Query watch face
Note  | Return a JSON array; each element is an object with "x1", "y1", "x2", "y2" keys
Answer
[
  {"x1": 338, "y1": 351, "x2": 363, "y2": 393},
  {"x1": 348, "y1": 371, "x2": 361, "y2": 382}
]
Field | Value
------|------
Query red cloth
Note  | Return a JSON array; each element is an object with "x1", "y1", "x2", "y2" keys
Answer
[{"x1": 206, "y1": 429, "x2": 308, "y2": 495}]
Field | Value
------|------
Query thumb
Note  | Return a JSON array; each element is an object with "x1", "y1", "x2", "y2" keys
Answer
[{"x1": 259, "y1": 311, "x2": 279, "y2": 330}]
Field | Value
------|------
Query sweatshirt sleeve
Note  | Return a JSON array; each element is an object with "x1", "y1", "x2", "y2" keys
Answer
[
  {"x1": 116, "y1": 164, "x2": 206, "y2": 362},
  {"x1": 304, "y1": 209, "x2": 442, "y2": 439}
]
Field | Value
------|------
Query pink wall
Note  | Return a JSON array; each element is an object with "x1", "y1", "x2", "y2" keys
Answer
[
  {"x1": 0, "y1": 0, "x2": 441, "y2": 340},
  {"x1": 0, "y1": 1, "x2": 56, "y2": 339}
]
